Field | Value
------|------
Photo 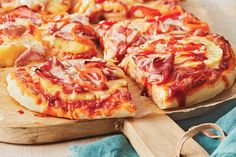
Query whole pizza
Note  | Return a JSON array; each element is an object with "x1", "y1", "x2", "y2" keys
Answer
[{"x1": 1, "y1": 0, "x2": 235, "y2": 120}]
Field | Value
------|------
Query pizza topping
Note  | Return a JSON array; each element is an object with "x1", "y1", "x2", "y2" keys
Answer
[
  {"x1": 99, "y1": 10, "x2": 211, "y2": 62},
  {"x1": 15, "y1": 47, "x2": 46, "y2": 66},
  {"x1": 71, "y1": 22, "x2": 96, "y2": 40},
  {"x1": 1, "y1": 0, "x2": 48, "y2": 12},
  {"x1": 134, "y1": 50, "x2": 174, "y2": 84},
  {"x1": 158, "y1": 12, "x2": 181, "y2": 22},
  {"x1": 104, "y1": 21, "x2": 143, "y2": 62},
  {"x1": 0, "y1": 24, "x2": 26, "y2": 39},
  {"x1": 32, "y1": 58, "x2": 124, "y2": 93},
  {"x1": 41, "y1": 14, "x2": 70, "y2": 23},
  {"x1": 123, "y1": 34, "x2": 232, "y2": 107},
  {"x1": 96, "y1": 21, "x2": 116, "y2": 36},
  {"x1": 30, "y1": 13, "x2": 98, "y2": 61},
  {"x1": 13, "y1": 58, "x2": 133, "y2": 118},
  {"x1": 43, "y1": 88, "x2": 133, "y2": 118},
  {"x1": 96, "y1": 0, "x2": 105, "y2": 3},
  {"x1": 17, "y1": 110, "x2": 24, "y2": 115},
  {"x1": 74, "y1": 0, "x2": 128, "y2": 24},
  {"x1": 74, "y1": 64, "x2": 109, "y2": 91},
  {"x1": 128, "y1": 5, "x2": 161, "y2": 18},
  {"x1": 10, "y1": 6, "x2": 42, "y2": 25},
  {"x1": 182, "y1": 13, "x2": 209, "y2": 32},
  {"x1": 102, "y1": 68, "x2": 121, "y2": 80}
]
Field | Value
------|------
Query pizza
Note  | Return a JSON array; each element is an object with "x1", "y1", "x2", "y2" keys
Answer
[
  {"x1": 0, "y1": 6, "x2": 46, "y2": 67},
  {"x1": 0, "y1": 6, "x2": 98, "y2": 67},
  {"x1": 0, "y1": 0, "x2": 72, "y2": 15},
  {"x1": 127, "y1": 0, "x2": 183, "y2": 19},
  {"x1": 35, "y1": 13, "x2": 98, "y2": 60},
  {"x1": 6, "y1": 57, "x2": 136, "y2": 119},
  {"x1": 120, "y1": 33, "x2": 236, "y2": 109},
  {"x1": 73, "y1": 0, "x2": 128, "y2": 23},
  {"x1": 73, "y1": 0, "x2": 182, "y2": 23},
  {"x1": 1, "y1": 0, "x2": 235, "y2": 117},
  {"x1": 96, "y1": 12, "x2": 209, "y2": 62}
]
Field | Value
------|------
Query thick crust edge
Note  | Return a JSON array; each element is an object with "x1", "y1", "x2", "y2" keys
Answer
[
  {"x1": 6, "y1": 73, "x2": 135, "y2": 120},
  {"x1": 120, "y1": 46, "x2": 236, "y2": 109}
]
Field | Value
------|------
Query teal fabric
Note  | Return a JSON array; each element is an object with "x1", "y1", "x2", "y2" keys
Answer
[
  {"x1": 210, "y1": 107, "x2": 236, "y2": 157},
  {"x1": 69, "y1": 134, "x2": 139, "y2": 157},
  {"x1": 70, "y1": 100, "x2": 236, "y2": 157},
  {"x1": 177, "y1": 100, "x2": 236, "y2": 155},
  {"x1": 211, "y1": 128, "x2": 236, "y2": 157}
]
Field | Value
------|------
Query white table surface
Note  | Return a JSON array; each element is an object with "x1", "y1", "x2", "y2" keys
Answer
[{"x1": 0, "y1": 136, "x2": 107, "y2": 157}]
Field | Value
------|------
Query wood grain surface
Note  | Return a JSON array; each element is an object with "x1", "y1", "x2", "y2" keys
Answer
[{"x1": 123, "y1": 114, "x2": 209, "y2": 157}]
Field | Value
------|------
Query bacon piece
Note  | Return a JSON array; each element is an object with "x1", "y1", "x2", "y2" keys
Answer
[
  {"x1": 74, "y1": 64, "x2": 109, "y2": 91},
  {"x1": 106, "y1": 23, "x2": 141, "y2": 62},
  {"x1": 72, "y1": 22, "x2": 96, "y2": 39},
  {"x1": 10, "y1": 6, "x2": 41, "y2": 25},
  {"x1": 15, "y1": 48, "x2": 45, "y2": 67}
]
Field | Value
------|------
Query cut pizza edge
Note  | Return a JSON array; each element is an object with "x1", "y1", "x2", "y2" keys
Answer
[
  {"x1": 6, "y1": 58, "x2": 136, "y2": 120},
  {"x1": 120, "y1": 36, "x2": 236, "y2": 109}
]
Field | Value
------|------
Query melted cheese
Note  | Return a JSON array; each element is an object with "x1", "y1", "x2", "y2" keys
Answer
[
  {"x1": 128, "y1": 19, "x2": 151, "y2": 33},
  {"x1": 32, "y1": 59, "x2": 128, "y2": 101},
  {"x1": 39, "y1": 76, "x2": 127, "y2": 101},
  {"x1": 103, "y1": 1, "x2": 124, "y2": 12},
  {"x1": 46, "y1": 0, "x2": 70, "y2": 14},
  {"x1": 53, "y1": 38, "x2": 91, "y2": 54},
  {"x1": 74, "y1": 0, "x2": 96, "y2": 15}
]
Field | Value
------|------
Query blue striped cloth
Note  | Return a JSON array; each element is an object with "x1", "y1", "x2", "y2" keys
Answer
[{"x1": 70, "y1": 100, "x2": 236, "y2": 157}]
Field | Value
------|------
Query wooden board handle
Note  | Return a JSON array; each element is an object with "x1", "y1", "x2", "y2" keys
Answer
[
  {"x1": 176, "y1": 123, "x2": 225, "y2": 157},
  {"x1": 122, "y1": 114, "x2": 208, "y2": 157}
]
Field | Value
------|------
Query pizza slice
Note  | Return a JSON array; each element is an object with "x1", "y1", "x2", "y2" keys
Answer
[
  {"x1": 120, "y1": 33, "x2": 236, "y2": 109},
  {"x1": 6, "y1": 57, "x2": 135, "y2": 119},
  {"x1": 0, "y1": 6, "x2": 47, "y2": 67},
  {"x1": 96, "y1": 12, "x2": 209, "y2": 62},
  {"x1": 0, "y1": 0, "x2": 72, "y2": 15},
  {"x1": 0, "y1": 6, "x2": 99, "y2": 67},
  {"x1": 36, "y1": 13, "x2": 98, "y2": 60}
]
